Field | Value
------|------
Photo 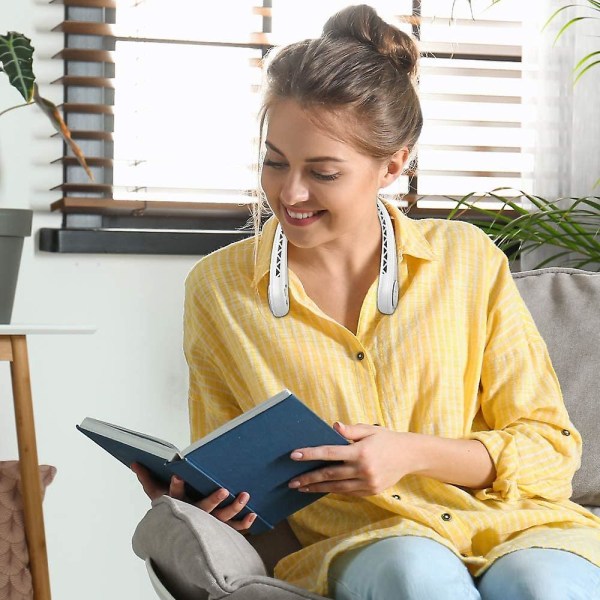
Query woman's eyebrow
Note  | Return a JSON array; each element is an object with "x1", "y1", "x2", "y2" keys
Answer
[
  {"x1": 265, "y1": 140, "x2": 346, "y2": 164},
  {"x1": 265, "y1": 140, "x2": 285, "y2": 156}
]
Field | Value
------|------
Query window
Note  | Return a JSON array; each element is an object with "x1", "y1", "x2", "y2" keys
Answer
[{"x1": 41, "y1": 0, "x2": 530, "y2": 254}]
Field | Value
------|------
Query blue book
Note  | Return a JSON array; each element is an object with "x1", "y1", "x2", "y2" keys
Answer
[{"x1": 77, "y1": 389, "x2": 349, "y2": 534}]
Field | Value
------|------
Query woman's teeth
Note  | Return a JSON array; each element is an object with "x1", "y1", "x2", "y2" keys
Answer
[{"x1": 287, "y1": 209, "x2": 318, "y2": 219}]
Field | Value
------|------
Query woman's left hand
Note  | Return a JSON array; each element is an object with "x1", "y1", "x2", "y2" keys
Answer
[{"x1": 288, "y1": 422, "x2": 424, "y2": 496}]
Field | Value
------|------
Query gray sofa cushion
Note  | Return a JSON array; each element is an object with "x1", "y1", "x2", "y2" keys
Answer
[
  {"x1": 133, "y1": 496, "x2": 265, "y2": 600},
  {"x1": 133, "y1": 496, "x2": 327, "y2": 600},
  {"x1": 513, "y1": 267, "x2": 600, "y2": 506}
]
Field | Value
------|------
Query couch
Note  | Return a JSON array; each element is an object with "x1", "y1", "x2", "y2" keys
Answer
[{"x1": 132, "y1": 267, "x2": 600, "y2": 600}]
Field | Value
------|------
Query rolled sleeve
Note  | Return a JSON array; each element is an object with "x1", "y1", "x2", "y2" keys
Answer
[{"x1": 469, "y1": 251, "x2": 582, "y2": 502}]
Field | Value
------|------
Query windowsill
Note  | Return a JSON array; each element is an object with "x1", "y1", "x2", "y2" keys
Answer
[
  {"x1": 38, "y1": 228, "x2": 252, "y2": 255},
  {"x1": 38, "y1": 207, "x2": 518, "y2": 256}
]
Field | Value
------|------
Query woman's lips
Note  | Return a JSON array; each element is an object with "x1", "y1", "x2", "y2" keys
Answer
[{"x1": 282, "y1": 207, "x2": 325, "y2": 226}]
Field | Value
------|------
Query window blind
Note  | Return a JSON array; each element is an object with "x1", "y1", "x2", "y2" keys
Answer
[{"x1": 50, "y1": 0, "x2": 530, "y2": 222}]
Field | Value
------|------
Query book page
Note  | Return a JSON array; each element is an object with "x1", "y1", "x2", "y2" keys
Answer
[{"x1": 79, "y1": 417, "x2": 181, "y2": 461}]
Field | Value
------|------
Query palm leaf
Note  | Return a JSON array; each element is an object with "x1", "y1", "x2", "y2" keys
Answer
[
  {"x1": 542, "y1": 4, "x2": 581, "y2": 31},
  {"x1": 554, "y1": 16, "x2": 589, "y2": 45},
  {"x1": 573, "y1": 50, "x2": 600, "y2": 72},
  {"x1": 574, "y1": 58, "x2": 600, "y2": 82},
  {"x1": 447, "y1": 194, "x2": 600, "y2": 270},
  {"x1": 0, "y1": 32, "x2": 35, "y2": 102}
]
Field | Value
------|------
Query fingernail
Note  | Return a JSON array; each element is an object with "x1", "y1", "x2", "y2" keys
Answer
[
  {"x1": 290, "y1": 451, "x2": 303, "y2": 459},
  {"x1": 173, "y1": 475, "x2": 183, "y2": 482},
  {"x1": 238, "y1": 493, "x2": 248, "y2": 505},
  {"x1": 249, "y1": 514, "x2": 257, "y2": 523},
  {"x1": 299, "y1": 487, "x2": 310, "y2": 492},
  {"x1": 217, "y1": 489, "x2": 228, "y2": 500},
  {"x1": 289, "y1": 480, "x2": 300, "y2": 488}
]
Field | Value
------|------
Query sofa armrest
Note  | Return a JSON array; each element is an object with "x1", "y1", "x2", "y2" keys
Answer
[{"x1": 132, "y1": 496, "x2": 267, "y2": 600}]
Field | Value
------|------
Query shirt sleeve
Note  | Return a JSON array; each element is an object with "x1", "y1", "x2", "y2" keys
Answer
[
  {"x1": 468, "y1": 247, "x2": 582, "y2": 502},
  {"x1": 183, "y1": 266, "x2": 242, "y2": 442}
]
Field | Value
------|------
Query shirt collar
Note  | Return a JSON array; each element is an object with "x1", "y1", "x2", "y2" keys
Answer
[
  {"x1": 252, "y1": 201, "x2": 438, "y2": 287},
  {"x1": 384, "y1": 200, "x2": 439, "y2": 263}
]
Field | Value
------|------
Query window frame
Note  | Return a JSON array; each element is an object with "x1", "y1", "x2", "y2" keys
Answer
[{"x1": 40, "y1": 0, "x2": 522, "y2": 255}]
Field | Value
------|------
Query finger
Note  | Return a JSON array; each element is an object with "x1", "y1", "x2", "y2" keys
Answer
[
  {"x1": 131, "y1": 463, "x2": 168, "y2": 500},
  {"x1": 212, "y1": 492, "x2": 251, "y2": 522},
  {"x1": 289, "y1": 464, "x2": 357, "y2": 489},
  {"x1": 228, "y1": 512, "x2": 257, "y2": 532},
  {"x1": 194, "y1": 487, "x2": 230, "y2": 513},
  {"x1": 334, "y1": 421, "x2": 378, "y2": 441},
  {"x1": 168, "y1": 475, "x2": 186, "y2": 500},
  {"x1": 290, "y1": 443, "x2": 354, "y2": 462},
  {"x1": 294, "y1": 478, "x2": 370, "y2": 495}
]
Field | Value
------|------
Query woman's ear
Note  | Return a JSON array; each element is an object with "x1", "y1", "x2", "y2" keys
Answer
[{"x1": 379, "y1": 147, "x2": 410, "y2": 188}]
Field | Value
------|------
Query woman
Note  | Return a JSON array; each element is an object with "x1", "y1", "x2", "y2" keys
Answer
[{"x1": 135, "y1": 5, "x2": 600, "y2": 598}]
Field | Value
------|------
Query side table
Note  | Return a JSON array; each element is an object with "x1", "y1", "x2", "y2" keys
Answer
[{"x1": 0, "y1": 325, "x2": 95, "y2": 600}]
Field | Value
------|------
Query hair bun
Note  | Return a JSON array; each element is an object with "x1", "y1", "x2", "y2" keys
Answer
[{"x1": 322, "y1": 4, "x2": 419, "y2": 78}]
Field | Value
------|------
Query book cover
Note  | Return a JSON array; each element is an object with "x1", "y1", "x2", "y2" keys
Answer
[{"x1": 77, "y1": 389, "x2": 349, "y2": 534}]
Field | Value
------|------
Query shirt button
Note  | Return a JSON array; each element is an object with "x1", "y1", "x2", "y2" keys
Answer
[
  {"x1": 561, "y1": 429, "x2": 571, "y2": 436},
  {"x1": 441, "y1": 513, "x2": 452, "y2": 521},
  {"x1": 356, "y1": 351, "x2": 365, "y2": 361},
  {"x1": 392, "y1": 494, "x2": 401, "y2": 500}
]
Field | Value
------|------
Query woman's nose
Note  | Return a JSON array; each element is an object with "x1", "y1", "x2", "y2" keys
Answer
[{"x1": 280, "y1": 174, "x2": 309, "y2": 205}]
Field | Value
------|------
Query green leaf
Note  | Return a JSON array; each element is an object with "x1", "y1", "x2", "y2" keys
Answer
[
  {"x1": 574, "y1": 59, "x2": 600, "y2": 83},
  {"x1": 543, "y1": 4, "x2": 580, "y2": 31},
  {"x1": 573, "y1": 50, "x2": 600, "y2": 71},
  {"x1": 447, "y1": 194, "x2": 600, "y2": 270},
  {"x1": 554, "y1": 16, "x2": 589, "y2": 45},
  {"x1": 0, "y1": 32, "x2": 35, "y2": 102}
]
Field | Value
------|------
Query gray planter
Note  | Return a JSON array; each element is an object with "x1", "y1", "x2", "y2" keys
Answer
[{"x1": 0, "y1": 209, "x2": 33, "y2": 323}]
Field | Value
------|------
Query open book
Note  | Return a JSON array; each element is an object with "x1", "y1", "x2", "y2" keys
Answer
[{"x1": 77, "y1": 389, "x2": 349, "y2": 534}]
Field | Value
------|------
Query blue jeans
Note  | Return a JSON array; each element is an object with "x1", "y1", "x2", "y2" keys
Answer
[{"x1": 328, "y1": 536, "x2": 600, "y2": 599}]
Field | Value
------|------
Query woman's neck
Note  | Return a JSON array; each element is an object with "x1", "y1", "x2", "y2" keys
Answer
[{"x1": 287, "y1": 215, "x2": 383, "y2": 282}]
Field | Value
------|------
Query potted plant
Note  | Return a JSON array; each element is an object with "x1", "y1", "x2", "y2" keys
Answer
[
  {"x1": 448, "y1": 191, "x2": 600, "y2": 270},
  {"x1": 0, "y1": 31, "x2": 91, "y2": 322}
]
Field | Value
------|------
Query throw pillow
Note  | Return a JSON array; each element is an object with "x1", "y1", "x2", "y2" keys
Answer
[{"x1": 0, "y1": 461, "x2": 56, "y2": 600}]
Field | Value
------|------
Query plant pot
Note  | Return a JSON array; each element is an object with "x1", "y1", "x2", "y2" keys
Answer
[{"x1": 0, "y1": 209, "x2": 33, "y2": 324}]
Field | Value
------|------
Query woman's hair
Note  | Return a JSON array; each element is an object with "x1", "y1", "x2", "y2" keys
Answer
[{"x1": 252, "y1": 4, "x2": 422, "y2": 235}]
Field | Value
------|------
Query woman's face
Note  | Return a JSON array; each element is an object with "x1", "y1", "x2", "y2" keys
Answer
[{"x1": 260, "y1": 99, "x2": 401, "y2": 251}]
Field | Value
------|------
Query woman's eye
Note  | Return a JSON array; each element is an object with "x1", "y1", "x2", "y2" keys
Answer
[
  {"x1": 312, "y1": 171, "x2": 340, "y2": 182},
  {"x1": 263, "y1": 159, "x2": 287, "y2": 169}
]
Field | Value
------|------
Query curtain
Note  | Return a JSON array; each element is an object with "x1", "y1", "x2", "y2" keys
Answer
[{"x1": 520, "y1": 1, "x2": 600, "y2": 270}]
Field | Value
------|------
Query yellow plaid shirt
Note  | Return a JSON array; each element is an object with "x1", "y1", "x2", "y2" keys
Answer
[{"x1": 184, "y1": 202, "x2": 600, "y2": 596}]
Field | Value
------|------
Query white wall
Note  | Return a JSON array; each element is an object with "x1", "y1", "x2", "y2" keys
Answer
[{"x1": 1, "y1": 2, "x2": 198, "y2": 597}]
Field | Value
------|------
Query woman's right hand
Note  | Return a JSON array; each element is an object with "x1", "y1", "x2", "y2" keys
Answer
[{"x1": 131, "y1": 462, "x2": 257, "y2": 532}]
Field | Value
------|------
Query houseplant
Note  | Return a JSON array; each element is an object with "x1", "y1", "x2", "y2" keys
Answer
[
  {"x1": 0, "y1": 31, "x2": 91, "y2": 322},
  {"x1": 448, "y1": 191, "x2": 600, "y2": 270}
]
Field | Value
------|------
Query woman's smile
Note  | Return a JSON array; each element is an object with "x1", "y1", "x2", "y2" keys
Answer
[{"x1": 282, "y1": 206, "x2": 326, "y2": 226}]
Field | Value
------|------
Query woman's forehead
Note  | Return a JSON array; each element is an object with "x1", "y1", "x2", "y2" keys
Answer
[{"x1": 265, "y1": 100, "x2": 361, "y2": 156}]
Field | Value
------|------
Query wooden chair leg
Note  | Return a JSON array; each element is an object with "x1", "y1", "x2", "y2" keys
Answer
[{"x1": 10, "y1": 335, "x2": 52, "y2": 600}]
